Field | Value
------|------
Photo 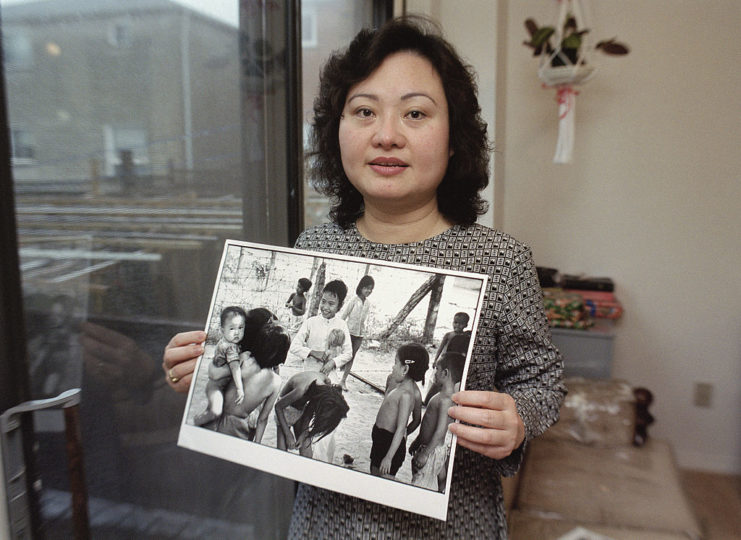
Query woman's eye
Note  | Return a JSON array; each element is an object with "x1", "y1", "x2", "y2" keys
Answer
[
  {"x1": 407, "y1": 110, "x2": 426, "y2": 120},
  {"x1": 355, "y1": 108, "x2": 374, "y2": 118}
]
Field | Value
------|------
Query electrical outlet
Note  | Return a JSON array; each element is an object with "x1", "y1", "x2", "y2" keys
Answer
[{"x1": 693, "y1": 382, "x2": 713, "y2": 408}]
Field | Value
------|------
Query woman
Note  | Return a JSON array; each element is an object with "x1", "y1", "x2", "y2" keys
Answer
[{"x1": 163, "y1": 16, "x2": 565, "y2": 538}]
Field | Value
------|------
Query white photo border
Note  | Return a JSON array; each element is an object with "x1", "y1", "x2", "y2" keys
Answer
[{"x1": 177, "y1": 239, "x2": 489, "y2": 521}]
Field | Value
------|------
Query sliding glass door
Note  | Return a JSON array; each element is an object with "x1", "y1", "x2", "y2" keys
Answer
[{"x1": 0, "y1": 0, "x2": 384, "y2": 537}]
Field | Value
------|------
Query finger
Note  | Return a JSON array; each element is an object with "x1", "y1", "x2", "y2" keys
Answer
[
  {"x1": 167, "y1": 369, "x2": 194, "y2": 393},
  {"x1": 165, "y1": 331, "x2": 207, "y2": 351},
  {"x1": 165, "y1": 358, "x2": 197, "y2": 387},
  {"x1": 163, "y1": 341, "x2": 204, "y2": 370},
  {"x1": 448, "y1": 421, "x2": 509, "y2": 447},
  {"x1": 448, "y1": 403, "x2": 508, "y2": 429},
  {"x1": 451, "y1": 390, "x2": 512, "y2": 410},
  {"x1": 452, "y1": 431, "x2": 514, "y2": 460}
]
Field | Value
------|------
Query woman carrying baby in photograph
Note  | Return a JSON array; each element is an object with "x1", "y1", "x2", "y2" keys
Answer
[
  {"x1": 200, "y1": 308, "x2": 290, "y2": 444},
  {"x1": 163, "y1": 16, "x2": 565, "y2": 538}
]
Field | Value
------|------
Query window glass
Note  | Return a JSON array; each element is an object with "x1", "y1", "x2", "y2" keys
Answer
[
  {"x1": 2, "y1": 1, "x2": 291, "y2": 537},
  {"x1": 2, "y1": 0, "x2": 379, "y2": 537},
  {"x1": 3, "y1": 30, "x2": 34, "y2": 69}
]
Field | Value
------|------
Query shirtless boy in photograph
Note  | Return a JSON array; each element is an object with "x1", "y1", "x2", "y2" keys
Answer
[
  {"x1": 409, "y1": 352, "x2": 465, "y2": 491},
  {"x1": 370, "y1": 342, "x2": 428, "y2": 478}
]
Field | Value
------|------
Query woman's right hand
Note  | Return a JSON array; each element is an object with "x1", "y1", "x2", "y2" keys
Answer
[{"x1": 162, "y1": 331, "x2": 206, "y2": 393}]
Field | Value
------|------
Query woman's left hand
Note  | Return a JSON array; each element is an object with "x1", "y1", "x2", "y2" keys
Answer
[{"x1": 447, "y1": 390, "x2": 525, "y2": 460}]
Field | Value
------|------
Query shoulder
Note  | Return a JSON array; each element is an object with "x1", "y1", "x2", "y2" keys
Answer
[
  {"x1": 268, "y1": 370, "x2": 282, "y2": 389},
  {"x1": 453, "y1": 224, "x2": 538, "y2": 281},
  {"x1": 453, "y1": 223, "x2": 531, "y2": 253},
  {"x1": 399, "y1": 385, "x2": 416, "y2": 403}
]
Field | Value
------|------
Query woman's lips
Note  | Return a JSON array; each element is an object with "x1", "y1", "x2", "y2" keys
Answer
[{"x1": 369, "y1": 157, "x2": 408, "y2": 176}]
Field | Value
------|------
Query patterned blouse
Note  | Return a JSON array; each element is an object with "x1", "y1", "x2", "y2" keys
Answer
[{"x1": 288, "y1": 222, "x2": 566, "y2": 539}]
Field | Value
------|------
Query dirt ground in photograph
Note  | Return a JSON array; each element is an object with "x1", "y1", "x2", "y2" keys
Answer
[{"x1": 188, "y1": 342, "x2": 437, "y2": 486}]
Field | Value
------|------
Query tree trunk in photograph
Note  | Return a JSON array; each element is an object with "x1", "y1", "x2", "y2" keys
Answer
[
  {"x1": 423, "y1": 275, "x2": 445, "y2": 343},
  {"x1": 379, "y1": 274, "x2": 438, "y2": 340},
  {"x1": 308, "y1": 261, "x2": 326, "y2": 317}
]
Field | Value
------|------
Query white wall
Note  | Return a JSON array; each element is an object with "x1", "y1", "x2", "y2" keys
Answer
[{"x1": 416, "y1": 0, "x2": 741, "y2": 474}]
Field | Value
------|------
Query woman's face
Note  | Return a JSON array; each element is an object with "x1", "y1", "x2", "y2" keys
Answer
[{"x1": 338, "y1": 51, "x2": 450, "y2": 215}]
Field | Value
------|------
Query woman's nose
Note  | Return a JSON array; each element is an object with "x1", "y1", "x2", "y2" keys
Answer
[{"x1": 371, "y1": 114, "x2": 406, "y2": 149}]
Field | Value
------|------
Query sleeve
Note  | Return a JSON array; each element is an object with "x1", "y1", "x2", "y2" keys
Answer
[
  {"x1": 225, "y1": 343, "x2": 241, "y2": 364},
  {"x1": 289, "y1": 319, "x2": 311, "y2": 360},
  {"x1": 493, "y1": 245, "x2": 567, "y2": 476}
]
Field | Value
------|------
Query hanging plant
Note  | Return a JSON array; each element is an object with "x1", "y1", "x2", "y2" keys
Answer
[
  {"x1": 523, "y1": 15, "x2": 630, "y2": 67},
  {"x1": 522, "y1": 2, "x2": 630, "y2": 164}
]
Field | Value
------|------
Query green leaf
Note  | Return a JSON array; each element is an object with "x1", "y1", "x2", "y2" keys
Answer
[
  {"x1": 562, "y1": 34, "x2": 582, "y2": 49},
  {"x1": 524, "y1": 18, "x2": 538, "y2": 37},
  {"x1": 596, "y1": 39, "x2": 630, "y2": 55},
  {"x1": 531, "y1": 26, "x2": 555, "y2": 48}
]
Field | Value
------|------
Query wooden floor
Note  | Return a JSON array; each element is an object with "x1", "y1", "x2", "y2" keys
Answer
[{"x1": 681, "y1": 469, "x2": 741, "y2": 540}]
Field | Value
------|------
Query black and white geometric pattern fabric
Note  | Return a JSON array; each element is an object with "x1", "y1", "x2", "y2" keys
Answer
[{"x1": 288, "y1": 222, "x2": 566, "y2": 539}]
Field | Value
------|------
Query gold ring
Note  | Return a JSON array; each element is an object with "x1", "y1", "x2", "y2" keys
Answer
[{"x1": 168, "y1": 368, "x2": 179, "y2": 384}]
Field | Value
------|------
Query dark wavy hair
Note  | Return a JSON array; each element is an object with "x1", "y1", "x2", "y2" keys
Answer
[
  {"x1": 355, "y1": 274, "x2": 375, "y2": 296},
  {"x1": 238, "y1": 307, "x2": 289, "y2": 368},
  {"x1": 302, "y1": 381, "x2": 350, "y2": 442},
  {"x1": 252, "y1": 323, "x2": 290, "y2": 369},
  {"x1": 437, "y1": 351, "x2": 466, "y2": 384},
  {"x1": 220, "y1": 305, "x2": 247, "y2": 327},
  {"x1": 309, "y1": 16, "x2": 490, "y2": 228},
  {"x1": 322, "y1": 279, "x2": 348, "y2": 309},
  {"x1": 397, "y1": 342, "x2": 430, "y2": 382}
]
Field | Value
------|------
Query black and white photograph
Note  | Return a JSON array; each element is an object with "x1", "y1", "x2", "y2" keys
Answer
[{"x1": 178, "y1": 239, "x2": 488, "y2": 520}]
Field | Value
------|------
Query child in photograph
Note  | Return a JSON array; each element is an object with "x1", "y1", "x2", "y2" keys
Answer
[
  {"x1": 284, "y1": 277, "x2": 312, "y2": 333},
  {"x1": 370, "y1": 342, "x2": 429, "y2": 478},
  {"x1": 275, "y1": 370, "x2": 349, "y2": 462},
  {"x1": 338, "y1": 275, "x2": 374, "y2": 391},
  {"x1": 433, "y1": 312, "x2": 471, "y2": 364},
  {"x1": 324, "y1": 328, "x2": 346, "y2": 371},
  {"x1": 289, "y1": 279, "x2": 352, "y2": 375},
  {"x1": 409, "y1": 352, "x2": 465, "y2": 492},
  {"x1": 425, "y1": 312, "x2": 471, "y2": 405},
  {"x1": 204, "y1": 316, "x2": 291, "y2": 443},
  {"x1": 194, "y1": 306, "x2": 247, "y2": 426}
]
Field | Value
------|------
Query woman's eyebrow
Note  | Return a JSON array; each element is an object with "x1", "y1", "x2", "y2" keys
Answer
[
  {"x1": 346, "y1": 93, "x2": 378, "y2": 103},
  {"x1": 401, "y1": 92, "x2": 437, "y2": 105},
  {"x1": 346, "y1": 92, "x2": 437, "y2": 105}
]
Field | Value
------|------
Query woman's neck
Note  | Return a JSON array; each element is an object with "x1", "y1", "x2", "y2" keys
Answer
[{"x1": 356, "y1": 203, "x2": 452, "y2": 244}]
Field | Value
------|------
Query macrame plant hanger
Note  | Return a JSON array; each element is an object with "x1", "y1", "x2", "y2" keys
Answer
[{"x1": 538, "y1": 0, "x2": 595, "y2": 164}]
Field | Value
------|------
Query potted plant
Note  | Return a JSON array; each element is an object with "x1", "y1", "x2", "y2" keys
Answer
[{"x1": 523, "y1": 15, "x2": 629, "y2": 68}]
